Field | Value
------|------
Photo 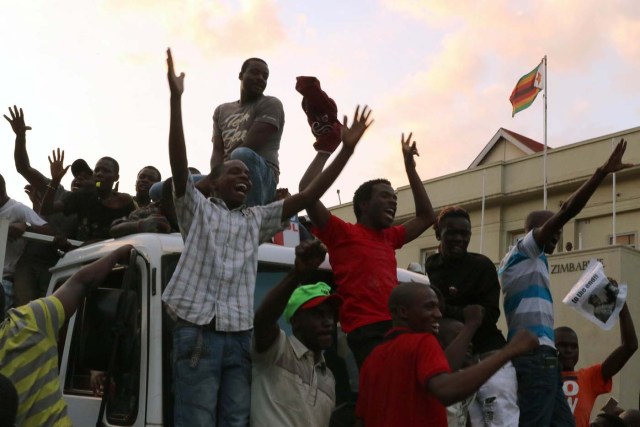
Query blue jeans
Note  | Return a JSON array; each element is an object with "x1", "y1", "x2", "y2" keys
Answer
[
  {"x1": 172, "y1": 326, "x2": 252, "y2": 427},
  {"x1": 512, "y1": 345, "x2": 575, "y2": 427},
  {"x1": 229, "y1": 147, "x2": 276, "y2": 207}
]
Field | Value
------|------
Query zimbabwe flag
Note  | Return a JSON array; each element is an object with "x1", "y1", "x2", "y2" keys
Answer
[{"x1": 509, "y1": 61, "x2": 544, "y2": 117}]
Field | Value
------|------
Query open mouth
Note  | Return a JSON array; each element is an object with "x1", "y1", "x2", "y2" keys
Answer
[
  {"x1": 384, "y1": 208, "x2": 396, "y2": 221},
  {"x1": 235, "y1": 183, "x2": 249, "y2": 194},
  {"x1": 431, "y1": 322, "x2": 440, "y2": 334}
]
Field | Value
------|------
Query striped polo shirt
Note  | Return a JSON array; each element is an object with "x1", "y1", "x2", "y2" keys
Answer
[
  {"x1": 0, "y1": 296, "x2": 72, "y2": 426},
  {"x1": 498, "y1": 230, "x2": 555, "y2": 348}
]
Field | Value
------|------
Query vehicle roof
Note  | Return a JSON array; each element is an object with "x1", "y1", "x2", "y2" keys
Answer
[{"x1": 50, "y1": 233, "x2": 430, "y2": 284}]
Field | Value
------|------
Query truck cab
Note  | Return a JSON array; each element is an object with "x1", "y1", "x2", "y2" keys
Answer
[{"x1": 42, "y1": 233, "x2": 428, "y2": 426}]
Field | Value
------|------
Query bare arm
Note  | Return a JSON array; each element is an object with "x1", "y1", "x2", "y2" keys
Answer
[
  {"x1": 444, "y1": 305, "x2": 484, "y2": 371},
  {"x1": 240, "y1": 121, "x2": 278, "y2": 151},
  {"x1": 283, "y1": 106, "x2": 373, "y2": 220},
  {"x1": 166, "y1": 48, "x2": 188, "y2": 197},
  {"x1": 39, "y1": 148, "x2": 68, "y2": 215},
  {"x1": 253, "y1": 240, "x2": 327, "y2": 353},
  {"x1": 210, "y1": 134, "x2": 225, "y2": 170},
  {"x1": 534, "y1": 139, "x2": 633, "y2": 247},
  {"x1": 110, "y1": 216, "x2": 171, "y2": 238},
  {"x1": 53, "y1": 245, "x2": 133, "y2": 318},
  {"x1": 298, "y1": 152, "x2": 332, "y2": 228},
  {"x1": 4, "y1": 106, "x2": 50, "y2": 192},
  {"x1": 428, "y1": 329, "x2": 538, "y2": 406},
  {"x1": 400, "y1": 132, "x2": 436, "y2": 242},
  {"x1": 601, "y1": 302, "x2": 638, "y2": 380}
]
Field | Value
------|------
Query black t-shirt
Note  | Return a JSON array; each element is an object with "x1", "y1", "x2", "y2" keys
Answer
[
  {"x1": 63, "y1": 188, "x2": 134, "y2": 241},
  {"x1": 425, "y1": 252, "x2": 507, "y2": 354}
]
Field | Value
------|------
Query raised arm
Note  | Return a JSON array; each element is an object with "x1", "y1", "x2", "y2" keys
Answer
[
  {"x1": 4, "y1": 106, "x2": 50, "y2": 192},
  {"x1": 283, "y1": 105, "x2": 373, "y2": 220},
  {"x1": 253, "y1": 240, "x2": 327, "y2": 353},
  {"x1": 210, "y1": 134, "x2": 225, "y2": 170},
  {"x1": 39, "y1": 148, "x2": 69, "y2": 215},
  {"x1": 601, "y1": 293, "x2": 638, "y2": 380},
  {"x1": 534, "y1": 139, "x2": 633, "y2": 247},
  {"x1": 298, "y1": 152, "x2": 332, "y2": 228},
  {"x1": 166, "y1": 48, "x2": 188, "y2": 197},
  {"x1": 400, "y1": 132, "x2": 436, "y2": 242},
  {"x1": 53, "y1": 244, "x2": 133, "y2": 318}
]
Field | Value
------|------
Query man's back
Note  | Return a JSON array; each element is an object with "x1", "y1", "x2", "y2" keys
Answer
[
  {"x1": 0, "y1": 297, "x2": 71, "y2": 426},
  {"x1": 499, "y1": 230, "x2": 554, "y2": 346}
]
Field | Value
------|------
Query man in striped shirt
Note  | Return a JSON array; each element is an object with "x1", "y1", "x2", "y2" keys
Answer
[
  {"x1": 498, "y1": 139, "x2": 632, "y2": 427},
  {"x1": 0, "y1": 244, "x2": 133, "y2": 427}
]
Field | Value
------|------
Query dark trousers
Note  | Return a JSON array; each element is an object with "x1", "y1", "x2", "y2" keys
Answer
[
  {"x1": 512, "y1": 345, "x2": 575, "y2": 427},
  {"x1": 346, "y1": 320, "x2": 393, "y2": 369}
]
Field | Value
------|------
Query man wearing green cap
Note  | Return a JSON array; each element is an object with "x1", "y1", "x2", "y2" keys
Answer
[{"x1": 251, "y1": 239, "x2": 342, "y2": 427}]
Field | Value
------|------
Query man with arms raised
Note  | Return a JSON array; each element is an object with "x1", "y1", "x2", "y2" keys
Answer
[
  {"x1": 211, "y1": 57, "x2": 283, "y2": 206},
  {"x1": 556, "y1": 292, "x2": 637, "y2": 427},
  {"x1": 163, "y1": 49, "x2": 372, "y2": 427},
  {"x1": 499, "y1": 139, "x2": 633, "y2": 427},
  {"x1": 300, "y1": 132, "x2": 435, "y2": 368}
]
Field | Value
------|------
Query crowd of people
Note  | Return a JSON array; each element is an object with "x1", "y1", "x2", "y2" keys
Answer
[{"x1": 0, "y1": 47, "x2": 638, "y2": 427}]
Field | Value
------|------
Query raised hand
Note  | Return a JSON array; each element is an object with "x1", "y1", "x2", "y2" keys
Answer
[
  {"x1": 48, "y1": 148, "x2": 70, "y2": 182},
  {"x1": 166, "y1": 48, "x2": 185, "y2": 96},
  {"x1": 341, "y1": 105, "x2": 373, "y2": 151},
  {"x1": 3, "y1": 105, "x2": 32, "y2": 135},
  {"x1": 294, "y1": 239, "x2": 327, "y2": 277},
  {"x1": 463, "y1": 304, "x2": 485, "y2": 328},
  {"x1": 401, "y1": 132, "x2": 419, "y2": 167},
  {"x1": 506, "y1": 329, "x2": 539, "y2": 356},
  {"x1": 601, "y1": 138, "x2": 634, "y2": 174}
]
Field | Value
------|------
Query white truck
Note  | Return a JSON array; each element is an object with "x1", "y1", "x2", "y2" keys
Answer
[{"x1": 3, "y1": 229, "x2": 429, "y2": 426}]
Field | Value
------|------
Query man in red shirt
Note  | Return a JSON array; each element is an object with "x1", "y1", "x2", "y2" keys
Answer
[
  {"x1": 355, "y1": 283, "x2": 538, "y2": 427},
  {"x1": 299, "y1": 132, "x2": 435, "y2": 368},
  {"x1": 556, "y1": 295, "x2": 637, "y2": 427}
]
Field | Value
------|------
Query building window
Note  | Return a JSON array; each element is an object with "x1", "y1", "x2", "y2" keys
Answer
[
  {"x1": 608, "y1": 232, "x2": 636, "y2": 248},
  {"x1": 420, "y1": 247, "x2": 439, "y2": 265},
  {"x1": 509, "y1": 230, "x2": 526, "y2": 246}
]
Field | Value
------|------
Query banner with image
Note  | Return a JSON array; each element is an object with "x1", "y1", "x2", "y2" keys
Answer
[{"x1": 562, "y1": 260, "x2": 627, "y2": 330}]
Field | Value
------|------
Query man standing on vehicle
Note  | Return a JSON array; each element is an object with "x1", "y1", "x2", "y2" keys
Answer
[
  {"x1": 499, "y1": 139, "x2": 632, "y2": 427},
  {"x1": 425, "y1": 206, "x2": 517, "y2": 426},
  {"x1": 211, "y1": 57, "x2": 284, "y2": 206},
  {"x1": 163, "y1": 49, "x2": 372, "y2": 427},
  {"x1": 0, "y1": 244, "x2": 133, "y2": 427},
  {"x1": 299, "y1": 132, "x2": 435, "y2": 368}
]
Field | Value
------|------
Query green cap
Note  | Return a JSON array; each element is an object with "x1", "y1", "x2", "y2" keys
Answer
[{"x1": 284, "y1": 282, "x2": 342, "y2": 323}]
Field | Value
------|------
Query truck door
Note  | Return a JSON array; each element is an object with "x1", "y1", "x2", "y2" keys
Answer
[{"x1": 57, "y1": 254, "x2": 149, "y2": 426}]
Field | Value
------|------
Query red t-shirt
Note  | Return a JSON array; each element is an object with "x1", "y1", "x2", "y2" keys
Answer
[
  {"x1": 313, "y1": 215, "x2": 405, "y2": 333},
  {"x1": 356, "y1": 328, "x2": 451, "y2": 427},
  {"x1": 561, "y1": 364, "x2": 612, "y2": 427}
]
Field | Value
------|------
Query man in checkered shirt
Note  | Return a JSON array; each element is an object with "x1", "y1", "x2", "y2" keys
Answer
[{"x1": 163, "y1": 49, "x2": 373, "y2": 427}]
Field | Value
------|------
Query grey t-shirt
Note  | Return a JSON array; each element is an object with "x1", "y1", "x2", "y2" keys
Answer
[{"x1": 212, "y1": 95, "x2": 284, "y2": 178}]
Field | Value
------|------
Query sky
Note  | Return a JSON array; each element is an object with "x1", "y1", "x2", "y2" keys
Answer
[{"x1": 2, "y1": 0, "x2": 640, "y2": 208}]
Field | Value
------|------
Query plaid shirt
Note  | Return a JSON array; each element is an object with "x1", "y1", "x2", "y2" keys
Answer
[{"x1": 162, "y1": 176, "x2": 285, "y2": 331}]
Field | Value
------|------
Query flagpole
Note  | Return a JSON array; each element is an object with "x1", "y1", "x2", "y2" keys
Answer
[
  {"x1": 612, "y1": 138, "x2": 617, "y2": 244},
  {"x1": 543, "y1": 55, "x2": 548, "y2": 210},
  {"x1": 480, "y1": 170, "x2": 486, "y2": 254}
]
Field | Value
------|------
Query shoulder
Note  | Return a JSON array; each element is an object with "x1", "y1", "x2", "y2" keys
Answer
[
  {"x1": 425, "y1": 252, "x2": 442, "y2": 271},
  {"x1": 467, "y1": 252, "x2": 498, "y2": 268},
  {"x1": 259, "y1": 95, "x2": 283, "y2": 108}
]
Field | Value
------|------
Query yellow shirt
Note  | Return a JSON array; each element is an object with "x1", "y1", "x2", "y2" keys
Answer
[{"x1": 0, "y1": 296, "x2": 72, "y2": 427}]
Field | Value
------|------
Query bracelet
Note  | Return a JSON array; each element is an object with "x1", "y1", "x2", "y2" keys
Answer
[{"x1": 47, "y1": 183, "x2": 58, "y2": 191}]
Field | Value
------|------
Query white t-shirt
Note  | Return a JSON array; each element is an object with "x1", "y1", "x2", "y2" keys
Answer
[{"x1": 0, "y1": 198, "x2": 47, "y2": 277}]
